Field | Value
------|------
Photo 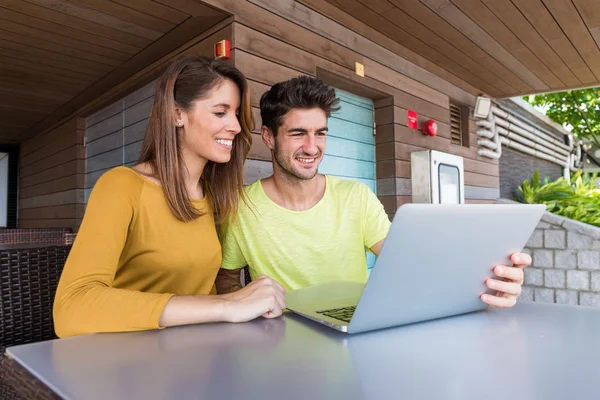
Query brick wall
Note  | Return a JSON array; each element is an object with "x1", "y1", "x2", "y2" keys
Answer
[
  {"x1": 518, "y1": 206, "x2": 600, "y2": 307},
  {"x1": 499, "y1": 147, "x2": 563, "y2": 200}
]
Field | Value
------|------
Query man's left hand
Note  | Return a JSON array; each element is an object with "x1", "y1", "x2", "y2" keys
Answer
[{"x1": 480, "y1": 252, "x2": 531, "y2": 308}]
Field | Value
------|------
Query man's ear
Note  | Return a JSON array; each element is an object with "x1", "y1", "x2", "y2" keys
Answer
[{"x1": 261, "y1": 125, "x2": 276, "y2": 150}]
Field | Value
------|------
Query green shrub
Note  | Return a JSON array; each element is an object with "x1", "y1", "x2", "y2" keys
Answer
[{"x1": 517, "y1": 170, "x2": 600, "y2": 227}]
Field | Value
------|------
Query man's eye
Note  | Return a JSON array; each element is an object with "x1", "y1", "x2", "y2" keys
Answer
[{"x1": 317, "y1": 132, "x2": 327, "y2": 136}]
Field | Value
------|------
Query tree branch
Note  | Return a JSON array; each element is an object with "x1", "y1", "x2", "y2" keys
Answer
[{"x1": 570, "y1": 93, "x2": 600, "y2": 148}]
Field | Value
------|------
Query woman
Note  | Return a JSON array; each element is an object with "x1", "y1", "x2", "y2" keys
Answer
[{"x1": 53, "y1": 55, "x2": 285, "y2": 338}]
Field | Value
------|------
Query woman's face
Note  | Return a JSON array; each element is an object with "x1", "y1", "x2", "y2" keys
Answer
[{"x1": 176, "y1": 78, "x2": 242, "y2": 165}]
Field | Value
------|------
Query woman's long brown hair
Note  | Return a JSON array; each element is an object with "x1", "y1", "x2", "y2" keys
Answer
[{"x1": 137, "y1": 54, "x2": 252, "y2": 223}]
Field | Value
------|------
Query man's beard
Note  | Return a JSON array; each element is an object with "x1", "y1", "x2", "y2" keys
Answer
[{"x1": 273, "y1": 145, "x2": 320, "y2": 182}]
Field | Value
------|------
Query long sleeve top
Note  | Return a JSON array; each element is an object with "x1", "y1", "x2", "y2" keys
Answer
[{"x1": 53, "y1": 166, "x2": 222, "y2": 338}]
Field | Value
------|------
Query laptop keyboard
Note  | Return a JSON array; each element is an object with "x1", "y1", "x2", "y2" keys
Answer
[{"x1": 316, "y1": 306, "x2": 356, "y2": 323}]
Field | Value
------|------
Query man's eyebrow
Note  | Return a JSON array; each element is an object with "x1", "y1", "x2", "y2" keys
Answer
[
  {"x1": 287, "y1": 127, "x2": 308, "y2": 133},
  {"x1": 287, "y1": 126, "x2": 328, "y2": 133}
]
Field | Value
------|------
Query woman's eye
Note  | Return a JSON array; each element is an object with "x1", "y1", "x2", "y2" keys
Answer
[{"x1": 214, "y1": 112, "x2": 225, "y2": 117}]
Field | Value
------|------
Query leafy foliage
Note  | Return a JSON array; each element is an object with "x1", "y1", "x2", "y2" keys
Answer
[
  {"x1": 523, "y1": 88, "x2": 600, "y2": 148},
  {"x1": 518, "y1": 170, "x2": 600, "y2": 227}
]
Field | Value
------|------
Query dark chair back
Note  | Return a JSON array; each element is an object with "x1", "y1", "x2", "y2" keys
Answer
[
  {"x1": 0, "y1": 245, "x2": 71, "y2": 347},
  {"x1": 243, "y1": 266, "x2": 252, "y2": 286},
  {"x1": 0, "y1": 244, "x2": 71, "y2": 400}
]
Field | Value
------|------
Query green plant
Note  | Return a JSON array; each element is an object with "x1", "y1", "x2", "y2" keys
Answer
[
  {"x1": 518, "y1": 170, "x2": 600, "y2": 227},
  {"x1": 523, "y1": 88, "x2": 600, "y2": 148}
]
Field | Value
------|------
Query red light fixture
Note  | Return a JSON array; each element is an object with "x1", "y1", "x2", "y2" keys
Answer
[
  {"x1": 214, "y1": 40, "x2": 231, "y2": 59},
  {"x1": 421, "y1": 120, "x2": 438, "y2": 137}
]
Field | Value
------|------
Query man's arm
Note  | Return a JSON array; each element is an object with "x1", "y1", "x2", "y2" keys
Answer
[
  {"x1": 215, "y1": 268, "x2": 244, "y2": 294},
  {"x1": 360, "y1": 184, "x2": 392, "y2": 258},
  {"x1": 370, "y1": 239, "x2": 385, "y2": 257},
  {"x1": 217, "y1": 212, "x2": 249, "y2": 294}
]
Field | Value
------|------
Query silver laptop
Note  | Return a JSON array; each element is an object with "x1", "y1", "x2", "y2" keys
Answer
[{"x1": 286, "y1": 203, "x2": 545, "y2": 334}]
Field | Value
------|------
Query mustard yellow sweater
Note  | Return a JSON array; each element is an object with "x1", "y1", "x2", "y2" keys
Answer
[{"x1": 53, "y1": 167, "x2": 222, "y2": 338}]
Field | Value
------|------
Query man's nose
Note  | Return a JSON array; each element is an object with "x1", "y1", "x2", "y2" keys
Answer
[{"x1": 302, "y1": 135, "x2": 318, "y2": 155}]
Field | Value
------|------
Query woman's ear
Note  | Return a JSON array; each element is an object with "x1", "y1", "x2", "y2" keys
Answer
[
  {"x1": 261, "y1": 125, "x2": 275, "y2": 150},
  {"x1": 174, "y1": 106, "x2": 185, "y2": 128}
]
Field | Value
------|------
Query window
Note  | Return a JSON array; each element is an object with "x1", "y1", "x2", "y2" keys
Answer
[
  {"x1": 0, "y1": 153, "x2": 8, "y2": 227},
  {"x1": 0, "y1": 145, "x2": 19, "y2": 228},
  {"x1": 450, "y1": 103, "x2": 470, "y2": 147},
  {"x1": 438, "y1": 163, "x2": 461, "y2": 204}
]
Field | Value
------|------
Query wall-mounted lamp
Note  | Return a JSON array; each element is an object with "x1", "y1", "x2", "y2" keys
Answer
[
  {"x1": 473, "y1": 96, "x2": 491, "y2": 119},
  {"x1": 214, "y1": 40, "x2": 231, "y2": 59}
]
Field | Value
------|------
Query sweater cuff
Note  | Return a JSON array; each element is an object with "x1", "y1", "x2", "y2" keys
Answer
[{"x1": 151, "y1": 293, "x2": 176, "y2": 329}]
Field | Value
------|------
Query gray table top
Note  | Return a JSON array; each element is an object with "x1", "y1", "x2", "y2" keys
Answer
[{"x1": 6, "y1": 302, "x2": 600, "y2": 400}]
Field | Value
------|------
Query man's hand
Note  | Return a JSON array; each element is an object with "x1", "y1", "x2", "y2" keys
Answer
[{"x1": 481, "y1": 252, "x2": 531, "y2": 308}]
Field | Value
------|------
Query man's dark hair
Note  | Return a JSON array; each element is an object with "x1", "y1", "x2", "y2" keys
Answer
[{"x1": 260, "y1": 75, "x2": 340, "y2": 136}]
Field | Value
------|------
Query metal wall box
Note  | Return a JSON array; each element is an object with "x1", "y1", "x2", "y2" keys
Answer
[{"x1": 411, "y1": 150, "x2": 465, "y2": 204}]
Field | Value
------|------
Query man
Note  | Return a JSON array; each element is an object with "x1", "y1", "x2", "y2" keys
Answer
[{"x1": 216, "y1": 76, "x2": 530, "y2": 308}]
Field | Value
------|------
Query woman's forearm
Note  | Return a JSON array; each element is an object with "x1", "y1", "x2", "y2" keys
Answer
[
  {"x1": 160, "y1": 274, "x2": 287, "y2": 327},
  {"x1": 158, "y1": 295, "x2": 232, "y2": 327}
]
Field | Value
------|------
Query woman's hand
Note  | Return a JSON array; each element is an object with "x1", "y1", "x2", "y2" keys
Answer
[{"x1": 221, "y1": 275, "x2": 287, "y2": 322}]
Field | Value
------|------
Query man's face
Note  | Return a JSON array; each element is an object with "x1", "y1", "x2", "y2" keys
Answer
[{"x1": 265, "y1": 108, "x2": 328, "y2": 181}]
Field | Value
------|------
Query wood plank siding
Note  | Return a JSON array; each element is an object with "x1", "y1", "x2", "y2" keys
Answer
[
  {"x1": 18, "y1": 117, "x2": 85, "y2": 229},
  {"x1": 23, "y1": 0, "x2": 600, "y2": 228},
  {"x1": 84, "y1": 79, "x2": 155, "y2": 202},
  {"x1": 298, "y1": 0, "x2": 600, "y2": 96},
  {"x1": 4, "y1": 0, "x2": 600, "y2": 144},
  {"x1": 227, "y1": 2, "x2": 499, "y2": 216},
  {"x1": 0, "y1": 0, "x2": 227, "y2": 142},
  {"x1": 18, "y1": 22, "x2": 233, "y2": 230}
]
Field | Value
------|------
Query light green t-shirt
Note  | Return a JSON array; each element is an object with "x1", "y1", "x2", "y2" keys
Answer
[{"x1": 220, "y1": 175, "x2": 392, "y2": 290}]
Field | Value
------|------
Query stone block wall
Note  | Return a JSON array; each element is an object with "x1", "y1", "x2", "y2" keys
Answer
[{"x1": 520, "y1": 208, "x2": 600, "y2": 307}]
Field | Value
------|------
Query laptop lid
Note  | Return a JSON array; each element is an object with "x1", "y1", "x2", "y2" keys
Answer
[{"x1": 347, "y1": 203, "x2": 545, "y2": 334}]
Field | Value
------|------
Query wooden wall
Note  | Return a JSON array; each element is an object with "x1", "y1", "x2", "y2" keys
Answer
[
  {"x1": 17, "y1": 23, "x2": 234, "y2": 230},
  {"x1": 17, "y1": 0, "x2": 504, "y2": 230},
  {"x1": 224, "y1": 0, "x2": 499, "y2": 218},
  {"x1": 18, "y1": 117, "x2": 85, "y2": 230},
  {"x1": 84, "y1": 24, "x2": 234, "y2": 200},
  {"x1": 84, "y1": 79, "x2": 155, "y2": 201}
]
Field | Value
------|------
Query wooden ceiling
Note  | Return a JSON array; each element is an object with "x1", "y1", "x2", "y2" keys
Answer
[
  {"x1": 300, "y1": 0, "x2": 600, "y2": 98},
  {"x1": 2, "y1": 0, "x2": 600, "y2": 144},
  {"x1": 0, "y1": 0, "x2": 227, "y2": 143}
]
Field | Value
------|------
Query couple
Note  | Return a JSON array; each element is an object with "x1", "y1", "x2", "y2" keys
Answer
[{"x1": 53, "y1": 55, "x2": 530, "y2": 338}]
